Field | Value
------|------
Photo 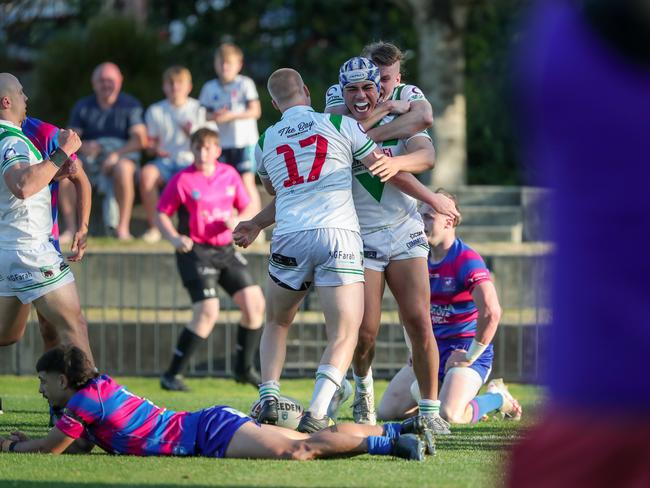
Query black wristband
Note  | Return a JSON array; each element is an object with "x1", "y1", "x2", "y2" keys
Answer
[
  {"x1": 8, "y1": 441, "x2": 18, "y2": 452},
  {"x1": 49, "y1": 147, "x2": 69, "y2": 168}
]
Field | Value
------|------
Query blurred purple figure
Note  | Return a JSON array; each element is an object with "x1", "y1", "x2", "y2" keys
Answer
[{"x1": 510, "y1": 1, "x2": 650, "y2": 486}]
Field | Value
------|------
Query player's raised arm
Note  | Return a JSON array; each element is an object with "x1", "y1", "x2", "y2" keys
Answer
[
  {"x1": 366, "y1": 98, "x2": 433, "y2": 143},
  {"x1": 3, "y1": 129, "x2": 81, "y2": 199},
  {"x1": 367, "y1": 136, "x2": 435, "y2": 180},
  {"x1": 66, "y1": 163, "x2": 91, "y2": 262},
  {"x1": 233, "y1": 197, "x2": 276, "y2": 248}
]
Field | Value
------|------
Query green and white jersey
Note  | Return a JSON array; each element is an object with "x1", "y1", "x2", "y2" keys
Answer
[
  {"x1": 324, "y1": 82, "x2": 427, "y2": 110},
  {"x1": 0, "y1": 120, "x2": 52, "y2": 250},
  {"x1": 256, "y1": 105, "x2": 376, "y2": 236},
  {"x1": 352, "y1": 114, "x2": 431, "y2": 233}
]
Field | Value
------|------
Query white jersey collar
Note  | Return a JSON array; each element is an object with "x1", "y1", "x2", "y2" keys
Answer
[
  {"x1": 280, "y1": 105, "x2": 314, "y2": 119},
  {"x1": 0, "y1": 119, "x2": 21, "y2": 129}
]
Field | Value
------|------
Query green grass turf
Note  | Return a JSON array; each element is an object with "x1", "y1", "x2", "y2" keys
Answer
[{"x1": 0, "y1": 376, "x2": 543, "y2": 488}]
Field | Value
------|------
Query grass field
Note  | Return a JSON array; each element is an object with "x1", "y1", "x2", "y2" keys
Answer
[{"x1": 0, "y1": 376, "x2": 543, "y2": 488}]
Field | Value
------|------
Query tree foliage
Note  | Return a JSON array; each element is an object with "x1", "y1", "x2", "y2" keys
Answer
[{"x1": 465, "y1": 0, "x2": 527, "y2": 185}]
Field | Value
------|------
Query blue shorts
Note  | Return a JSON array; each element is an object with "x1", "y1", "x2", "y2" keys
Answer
[
  {"x1": 220, "y1": 147, "x2": 253, "y2": 175},
  {"x1": 195, "y1": 405, "x2": 252, "y2": 458},
  {"x1": 152, "y1": 158, "x2": 192, "y2": 183},
  {"x1": 438, "y1": 337, "x2": 494, "y2": 384}
]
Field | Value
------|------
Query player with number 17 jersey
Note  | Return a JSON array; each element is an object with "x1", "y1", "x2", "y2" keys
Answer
[{"x1": 255, "y1": 107, "x2": 376, "y2": 236}]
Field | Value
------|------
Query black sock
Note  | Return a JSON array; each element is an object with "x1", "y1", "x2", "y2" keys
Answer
[
  {"x1": 235, "y1": 324, "x2": 262, "y2": 374},
  {"x1": 166, "y1": 328, "x2": 205, "y2": 377}
]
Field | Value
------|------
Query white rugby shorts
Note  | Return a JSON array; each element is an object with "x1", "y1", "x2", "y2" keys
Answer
[
  {"x1": 269, "y1": 228, "x2": 364, "y2": 290},
  {"x1": 362, "y1": 216, "x2": 429, "y2": 272},
  {"x1": 0, "y1": 241, "x2": 75, "y2": 304}
]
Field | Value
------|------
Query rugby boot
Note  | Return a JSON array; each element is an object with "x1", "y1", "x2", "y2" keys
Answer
[
  {"x1": 296, "y1": 411, "x2": 331, "y2": 433},
  {"x1": 160, "y1": 374, "x2": 189, "y2": 392},
  {"x1": 234, "y1": 366, "x2": 262, "y2": 388},
  {"x1": 487, "y1": 378, "x2": 523, "y2": 421},
  {"x1": 391, "y1": 433, "x2": 426, "y2": 461},
  {"x1": 352, "y1": 388, "x2": 376, "y2": 425},
  {"x1": 257, "y1": 397, "x2": 279, "y2": 425},
  {"x1": 327, "y1": 379, "x2": 353, "y2": 421}
]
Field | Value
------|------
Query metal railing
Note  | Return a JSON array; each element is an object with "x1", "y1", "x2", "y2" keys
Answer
[{"x1": 2, "y1": 250, "x2": 550, "y2": 382}]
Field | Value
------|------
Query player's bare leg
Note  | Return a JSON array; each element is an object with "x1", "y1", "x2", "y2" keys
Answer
[
  {"x1": 385, "y1": 257, "x2": 449, "y2": 436},
  {"x1": 377, "y1": 365, "x2": 419, "y2": 421},
  {"x1": 439, "y1": 368, "x2": 484, "y2": 423},
  {"x1": 31, "y1": 282, "x2": 94, "y2": 366},
  {"x1": 257, "y1": 277, "x2": 308, "y2": 424},
  {"x1": 225, "y1": 421, "x2": 423, "y2": 460},
  {"x1": 386, "y1": 258, "x2": 438, "y2": 400},
  {"x1": 0, "y1": 297, "x2": 31, "y2": 346},
  {"x1": 297, "y1": 282, "x2": 364, "y2": 432},
  {"x1": 350, "y1": 268, "x2": 384, "y2": 424}
]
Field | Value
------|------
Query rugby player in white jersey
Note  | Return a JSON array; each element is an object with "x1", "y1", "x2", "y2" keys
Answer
[
  {"x1": 325, "y1": 42, "x2": 433, "y2": 142},
  {"x1": 243, "y1": 68, "x2": 449, "y2": 436},
  {"x1": 0, "y1": 73, "x2": 93, "y2": 364},
  {"x1": 330, "y1": 57, "x2": 450, "y2": 435}
]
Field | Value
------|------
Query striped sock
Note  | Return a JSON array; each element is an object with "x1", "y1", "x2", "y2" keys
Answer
[
  {"x1": 469, "y1": 393, "x2": 503, "y2": 423},
  {"x1": 419, "y1": 399, "x2": 441, "y2": 417},
  {"x1": 353, "y1": 368, "x2": 373, "y2": 393},
  {"x1": 258, "y1": 380, "x2": 280, "y2": 402},
  {"x1": 367, "y1": 436, "x2": 393, "y2": 456}
]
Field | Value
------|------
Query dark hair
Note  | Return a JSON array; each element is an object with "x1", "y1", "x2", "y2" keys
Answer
[
  {"x1": 190, "y1": 127, "x2": 220, "y2": 147},
  {"x1": 36, "y1": 346, "x2": 98, "y2": 390}
]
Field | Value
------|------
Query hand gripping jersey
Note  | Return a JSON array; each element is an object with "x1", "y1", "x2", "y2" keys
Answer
[
  {"x1": 352, "y1": 114, "x2": 430, "y2": 233},
  {"x1": 325, "y1": 82, "x2": 427, "y2": 109},
  {"x1": 0, "y1": 119, "x2": 52, "y2": 249},
  {"x1": 22, "y1": 117, "x2": 78, "y2": 246},
  {"x1": 56, "y1": 375, "x2": 202, "y2": 456},
  {"x1": 256, "y1": 106, "x2": 376, "y2": 236},
  {"x1": 428, "y1": 239, "x2": 491, "y2": 340}
]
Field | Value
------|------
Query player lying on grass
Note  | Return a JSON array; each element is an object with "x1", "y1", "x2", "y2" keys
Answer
[
  {"x1": 377, "y1": 193, "x2": 522, "y2": 423},
  {"x1": 0, "y1": 345, "x2": 432, "y2": 461}
]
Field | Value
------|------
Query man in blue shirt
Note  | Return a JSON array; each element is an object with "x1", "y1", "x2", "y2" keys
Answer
[{"x1": 68, "y1": 62, "x2": 147, "y2": 240}]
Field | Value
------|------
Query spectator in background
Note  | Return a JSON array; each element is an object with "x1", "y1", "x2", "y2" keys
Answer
[
  {"x1": 68, "y1": 62, "x2": 147, "y2": 240},
  {"x1": 199, "y1": 43, "x2": 261, "y2": 216},
  {"x1": 140, "y1": 66, "x2": 217, "y2": 243}
]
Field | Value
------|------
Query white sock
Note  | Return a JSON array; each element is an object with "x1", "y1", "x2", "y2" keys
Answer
[
  {"x1": 258, "y1": 380, "x2": 280, "y2": 401},
  {"x1": 309, "y1": 364, "x2": 343, "y2": 418},
  {"x1": 419, "y1": 399, "x2": 441, "y2": 417},
  {"x1": 353, "y1": 367, "x2": 374, "y2": 393}
]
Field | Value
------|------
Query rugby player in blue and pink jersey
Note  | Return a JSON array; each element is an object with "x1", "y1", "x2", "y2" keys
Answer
[
  {"x1": 378, "y1": 190, "x2": 521, "y2": 424},
  {"x1": 22, "y1": 116, "x2": 91, "y2": 259},
  {"x1": 0, "y1": 345, "x2": 428, "y2": 461}
]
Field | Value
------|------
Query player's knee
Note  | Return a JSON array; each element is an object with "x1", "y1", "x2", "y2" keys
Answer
[
  {"x1": 356, "y1": 327, "x2": 377, "y2": 351},
  {"x1": 440, "y1": 404, "x2": 468, "y2": 424}
]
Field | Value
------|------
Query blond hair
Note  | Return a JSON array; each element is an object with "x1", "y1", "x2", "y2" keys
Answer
[{"x1": 162, "y1": 65, "x2": 192, "y2": 84}]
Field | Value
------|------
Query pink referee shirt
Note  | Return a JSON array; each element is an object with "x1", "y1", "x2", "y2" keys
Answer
[{"x1": 158, "y1": 162, "x2": 250, "y2": 246}]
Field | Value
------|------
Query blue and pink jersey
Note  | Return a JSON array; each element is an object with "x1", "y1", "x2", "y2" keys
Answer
[
  {"x1": 56, "y1": 375, "x2": 201, "y2": 456},
  {"x1": 21, "y1": 117, "x2": 78, "y2": 248},
  {"x1": 428, "y1": 239, "x2": 491, "y2": 340},
  {"x1": 158, "y1": 163, "x2": 250, "y2": 247}
]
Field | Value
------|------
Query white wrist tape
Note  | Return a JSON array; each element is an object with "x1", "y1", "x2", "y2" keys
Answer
[{"x1": 465, "y1": 339, "x2": 488, "y2": 364}]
